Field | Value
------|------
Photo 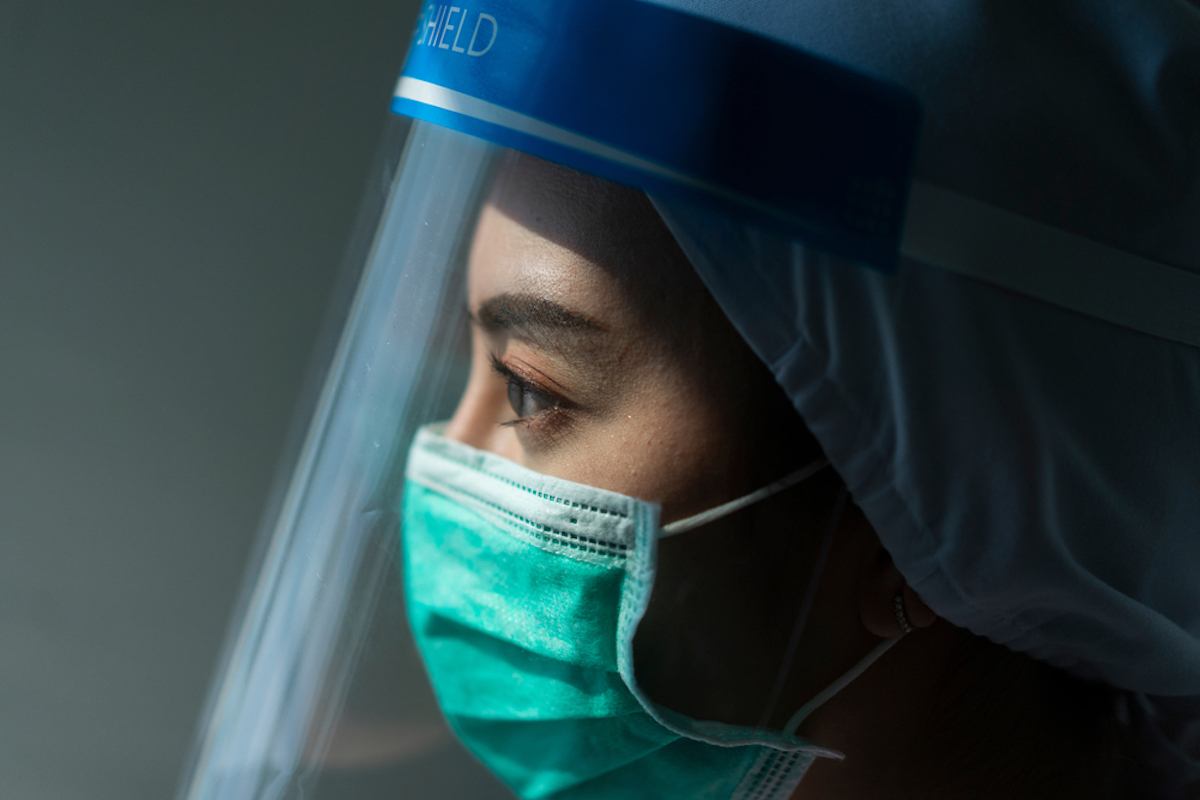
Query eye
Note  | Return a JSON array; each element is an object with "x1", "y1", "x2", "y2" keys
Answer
[
  {"x1": 507, "y1": 375, "x2": 554, "y2": 419},
  {"x1": 488, "y1": 353, "x2": 562, "y2": 426}
]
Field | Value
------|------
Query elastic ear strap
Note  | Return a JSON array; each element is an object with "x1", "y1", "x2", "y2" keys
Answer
[
  {"x1": 755, "y1": 484, "x2": 847, "y2": 730},
  {"x1": 659, "y1": 458, "x2": 829, "y2": 538},
  {"x1": 902, "y1": 181, "x2": 1200, "y2": 348},
  {"x1": 783, "y1": 636, "x2": 902, "y2": 736}
]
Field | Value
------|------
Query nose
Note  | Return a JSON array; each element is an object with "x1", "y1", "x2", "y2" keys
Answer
[
  {"x1": 443, "y1": 341, "x2": 507, "y2": 451},
  {"x1": 443, "y1": 384, "x2": 494, "y2": 449}
]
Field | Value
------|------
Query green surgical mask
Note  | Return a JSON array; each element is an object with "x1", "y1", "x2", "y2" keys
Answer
[{"x1": 402, "y1": 425, "x2": 898, "y2": 800}]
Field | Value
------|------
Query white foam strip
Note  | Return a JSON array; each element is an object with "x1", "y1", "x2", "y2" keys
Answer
[{"x1": 902, "y1": 181, "x2": 1200, "y2": 348}]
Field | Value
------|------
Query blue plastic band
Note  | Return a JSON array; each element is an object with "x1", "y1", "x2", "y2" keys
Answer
[{"x1": 391, "y1": 0, "x2": 921, "y2": 272}]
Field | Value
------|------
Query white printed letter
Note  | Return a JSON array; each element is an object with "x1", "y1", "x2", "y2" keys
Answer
[
  {"x1": 451, "y1": 7, "x2": 469, "y2": 52},
  {"x1": 427, "y1": 5, "x2": 446, "y2": 48},
  {"x1": 467, "y1": 13, "x2": 497, "y2": 56},
  {"x1": 416, "y1": 4, "x2": 437, "y2": 46},
  {"x1": 438, "y1": 7, "x2": 460, "y2": 49}
]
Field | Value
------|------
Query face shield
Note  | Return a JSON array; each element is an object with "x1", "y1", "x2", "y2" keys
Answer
[{"x1": 174, "y1": 3, "x2": 923, "y2": 800}]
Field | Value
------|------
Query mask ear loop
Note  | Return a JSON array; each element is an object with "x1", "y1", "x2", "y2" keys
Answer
[
  {"x1": 754, "y1": 483, "x2": 847, "y2": 730},
  {"x1": 755, "y1": 483, "x2": 904, "y2": 736},
  {"x1": 655, "y1": 460, "x2": 902, "y2": 739},
  {"x1": 782, "y1": 637, "x2": 901, "y2": 736},
  {"x1": 659, "y1": 458, "x2": 830, "y2": 538}
]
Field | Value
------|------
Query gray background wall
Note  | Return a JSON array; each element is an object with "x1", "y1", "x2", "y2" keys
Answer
[{"x1": 0, "y1": 1, "x2": 427, "y2": 797}]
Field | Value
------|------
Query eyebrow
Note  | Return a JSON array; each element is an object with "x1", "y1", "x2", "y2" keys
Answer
[{"x1": 474, "y1": 293, "x2": 605, "y2": 343}]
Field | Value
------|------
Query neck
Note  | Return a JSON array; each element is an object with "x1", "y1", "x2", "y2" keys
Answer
[{"x1": 789, "y1": 620, "x2": 1124, "y2": 800}]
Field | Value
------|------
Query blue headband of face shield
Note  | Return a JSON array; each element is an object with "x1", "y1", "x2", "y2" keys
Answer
[
  {"x1": 395, "y1": 0, "x2": 923, "y2": 273},
  {"x1": 399, "y1": 0, "x2": 1200, "y2": 349}
]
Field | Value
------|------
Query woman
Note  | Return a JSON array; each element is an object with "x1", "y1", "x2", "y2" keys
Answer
[
  {"x1": 178, "y1": 2, "x2": 1200, "y2": 798},
  {"x1": 403, "y1": 152, "x2": 1138, "y2": 799}
]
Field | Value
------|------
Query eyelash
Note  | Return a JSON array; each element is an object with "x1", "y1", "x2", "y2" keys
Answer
[{"x1": 488, "y1": 354, "x2": 566, "y2": 430}]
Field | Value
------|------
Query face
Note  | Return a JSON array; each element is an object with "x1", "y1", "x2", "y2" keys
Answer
[
  {"x1": 444, "y1": 154, "x2": 881, "y2": 729},
  {"x1": 445, "y1": 156, "x2": 806, "y2": 521}
]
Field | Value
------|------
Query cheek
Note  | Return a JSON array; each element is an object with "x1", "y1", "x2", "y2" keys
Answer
[
  {"x1": 627, "y1": 423, "x2": 752, "y2": 523},
  {"x1": 444, "y1": 331, "x2": 756, "y2": 522},
  {"x1": 626, "y1": 365, "x2": 756, "y2": 520},
  {"x1": 543, "y1": 370, "x2": 753, "y2": 522}
]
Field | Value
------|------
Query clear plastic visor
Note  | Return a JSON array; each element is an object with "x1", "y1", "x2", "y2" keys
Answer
[{"x1": 176, "y1": 120, "x2": 854, "y2": 800}]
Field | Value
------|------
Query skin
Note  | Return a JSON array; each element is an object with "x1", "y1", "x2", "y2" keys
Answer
[
  {"x1": 446, "y1": 159, "x2": 767, "y2": 516},
  {"x1": 442, "y1": 154, "x2": 1118, "y2": 799}
]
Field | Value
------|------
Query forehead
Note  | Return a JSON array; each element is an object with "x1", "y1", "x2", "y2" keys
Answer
[
  {"x1": 466, "y1": 204, "x2": 625, "y2": 326},
  {"x1": 483, "y1": 154, "x2": 658, "y2": 263},
  {"x1": 466, "y1": 155, "x2": 687, "y2": 327}
]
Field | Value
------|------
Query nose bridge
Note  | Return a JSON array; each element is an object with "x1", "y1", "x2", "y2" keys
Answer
[
  {"x1": 443, "y1": 325, "x2": 519, "y2": 457},
  {"x1": 442, "y1": 375, "x2": 496, "y2": 450}
]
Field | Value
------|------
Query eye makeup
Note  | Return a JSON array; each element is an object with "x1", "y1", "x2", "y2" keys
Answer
[
  {"x1": 488, "y1": 353, "x2": 573, "y2": 436},
  {"x1": 466, "y1": 292, "x2": 630, "y2": 450}
]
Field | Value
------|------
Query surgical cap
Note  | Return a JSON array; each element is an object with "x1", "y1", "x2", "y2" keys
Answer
[{"x1": 647, "y1": 0, "x2": 1200, "y2": 793}]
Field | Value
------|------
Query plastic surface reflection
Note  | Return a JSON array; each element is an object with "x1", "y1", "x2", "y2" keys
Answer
[{"x1": 176, "y1": 122, "x2": 510, "y2": 800}]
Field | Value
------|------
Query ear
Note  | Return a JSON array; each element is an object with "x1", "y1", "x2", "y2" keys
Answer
[{"x1": 855, "y1": 528, "x2": 938, "y2": 637}]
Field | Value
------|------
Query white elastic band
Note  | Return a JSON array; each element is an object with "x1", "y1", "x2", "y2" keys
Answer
[
  {"x1": 754, "y1": 484, "x2": 847, "y2": 730},
  {"x1": 659, "y1": 458, "x2": 830, "y2": 538},
  {"x1": 902, "y1": 181, "x2": 1200, "y2": 348},
  {"x1": 782, "y1": 636, "x2": 902, "y2": 736}
]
